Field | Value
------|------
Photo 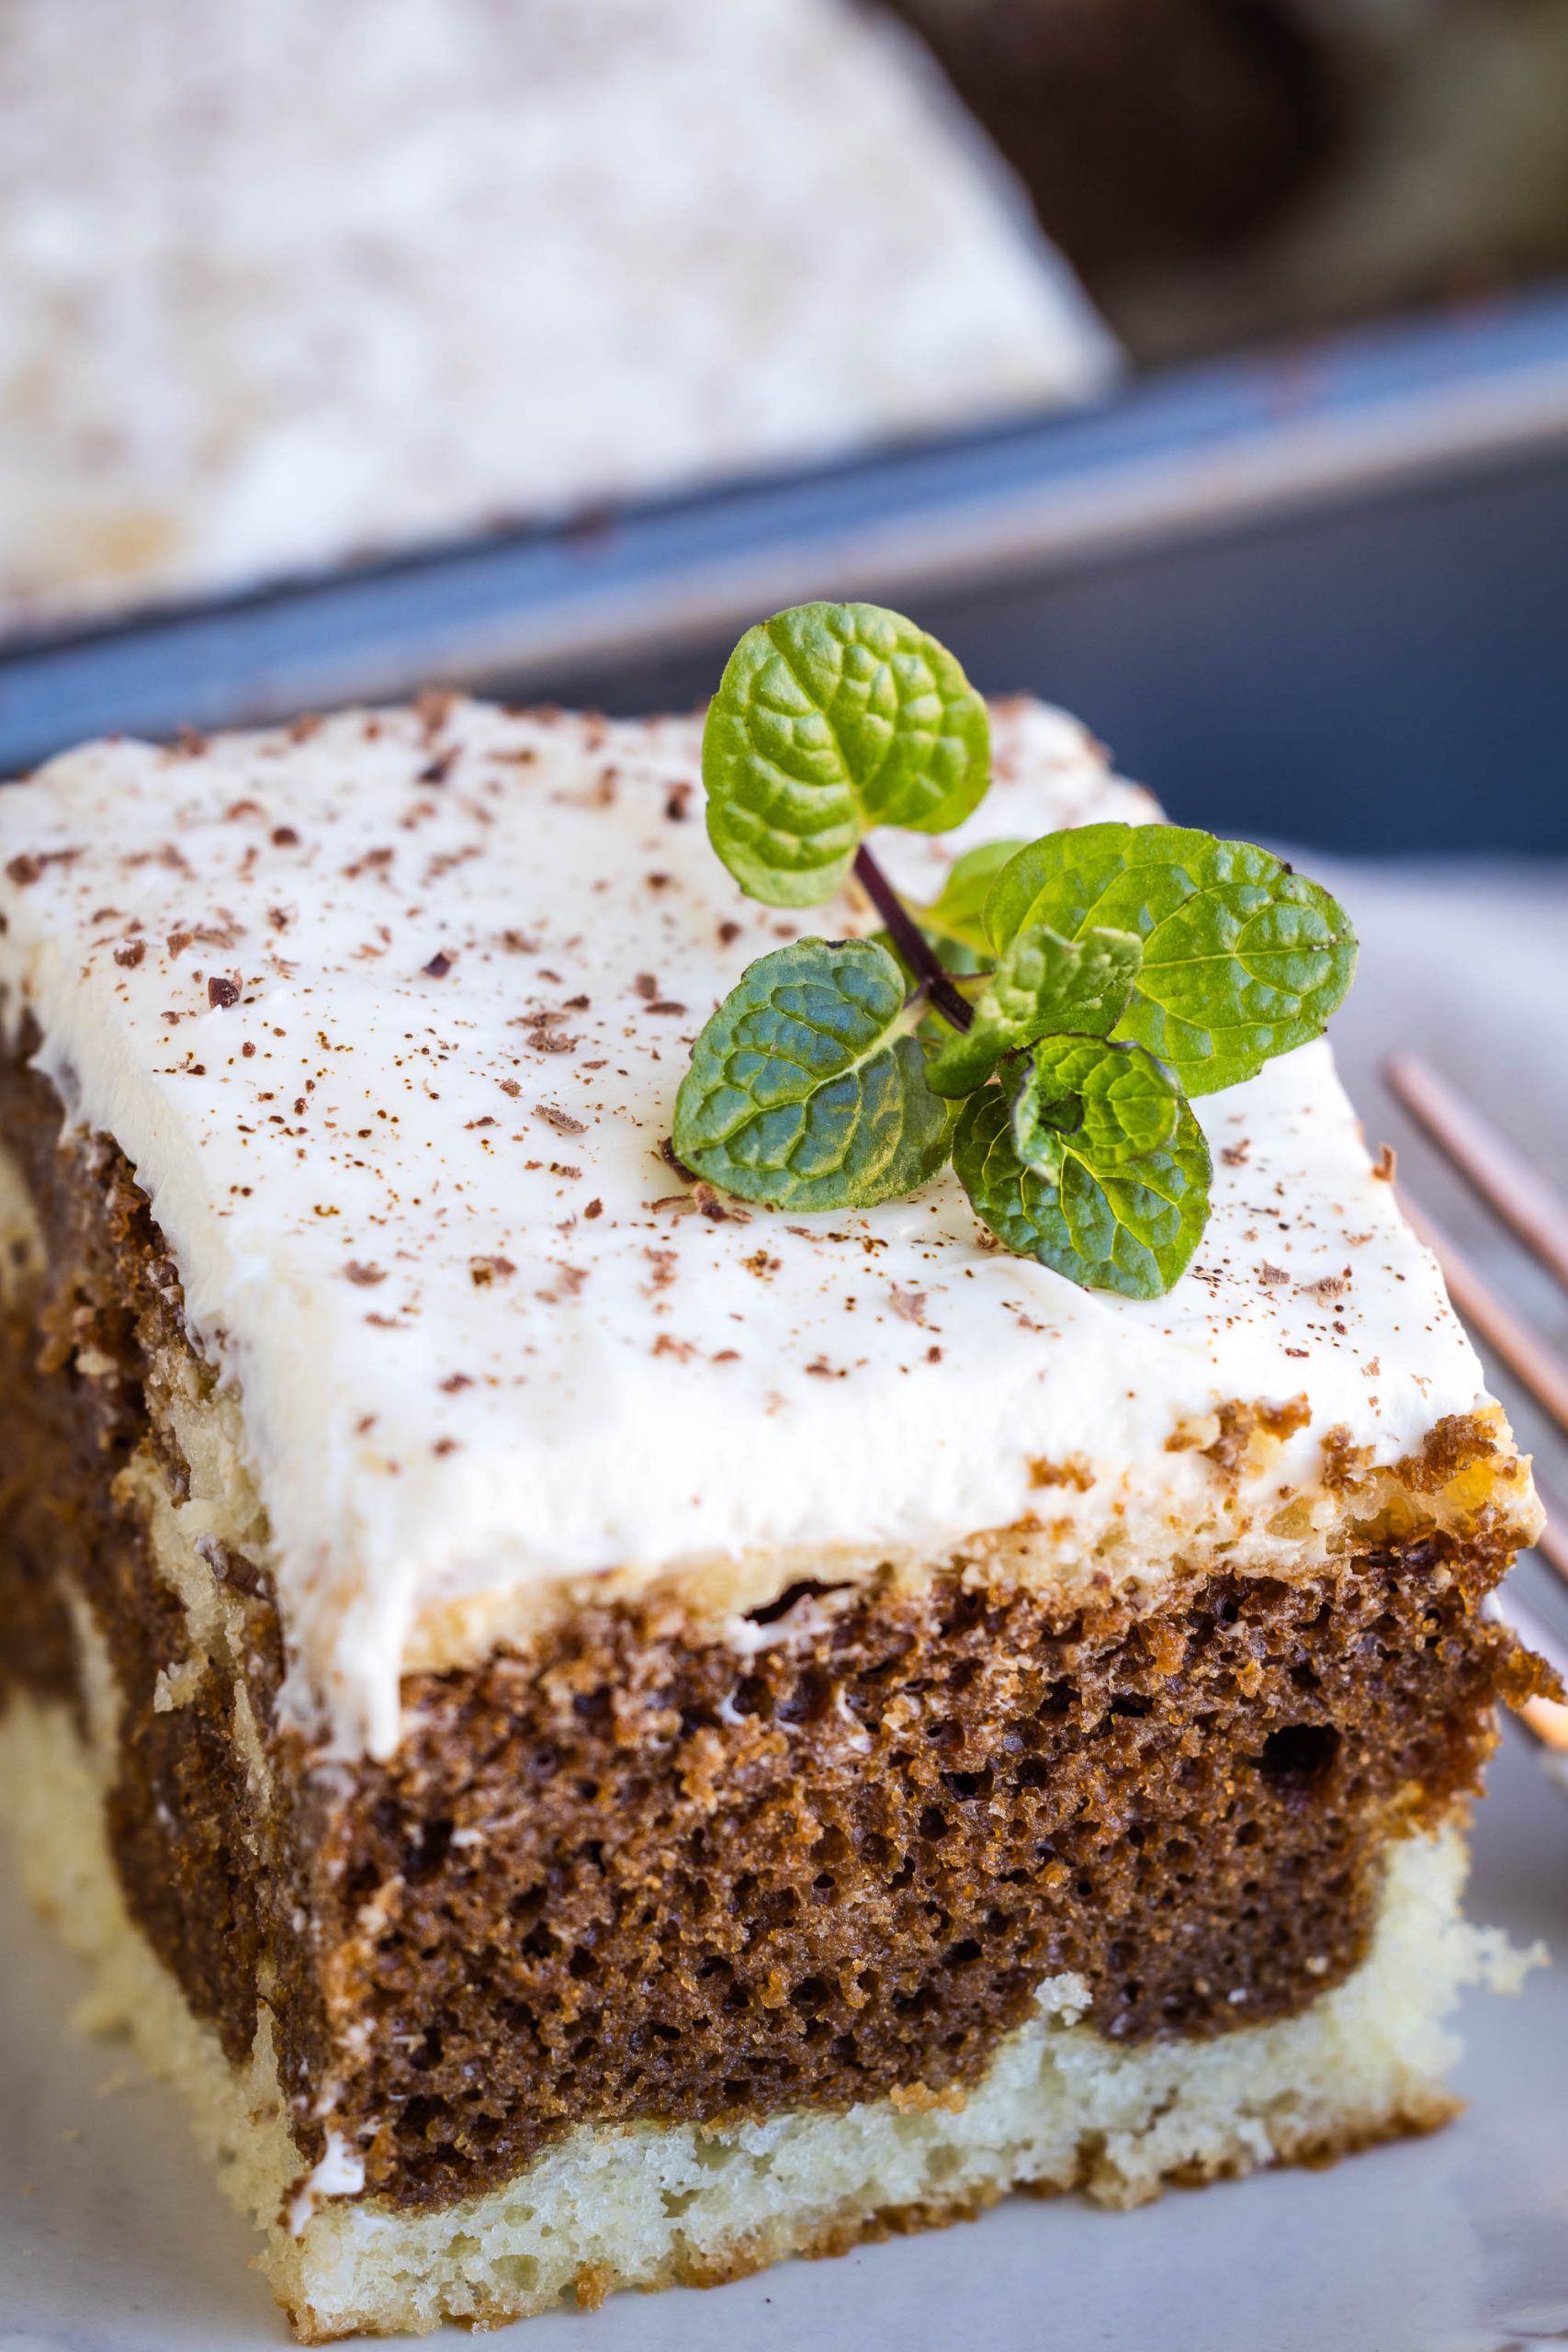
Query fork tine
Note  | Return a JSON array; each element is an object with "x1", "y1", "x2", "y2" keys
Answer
[
  {"x1": 1386, "y1": 1054, "x2": 1568, "y2": 1294},
  {"x1": 1398, "y1": 1188, "x2": 1568, "y2": 1440},
  {"x1": 1401, "y1": 1189, "x2": 1568, "y2": 1607},
  {"x1": 1386, "y1": 1059, "x2": 1568, "y2": 1771},
  {"x1": 1535, "y1": 1480, "x2": 1568, "y2": 1592}
]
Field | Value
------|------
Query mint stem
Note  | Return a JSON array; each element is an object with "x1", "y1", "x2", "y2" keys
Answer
[{"x1": 852, "y1": 845, "x2": 974, "y2": 1034}]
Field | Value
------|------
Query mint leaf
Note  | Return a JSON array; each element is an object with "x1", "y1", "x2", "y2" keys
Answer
[
  {"x1": 912, "y1": 839, "x2": 1025, "y2": 958},
  {"x1": 703, "y1": 604, "x2": 990, "y2": 908},
  {"x1": 953, "y1": 1036, "x2": 1211, "y2": 1297},
  {"x1": 1012, "y1": 1034, "x2": 1187, "y2": 1167},
  {"x1": 872, "y1": 838, "x2": 1023, "y2": 989},
  {"x1": 984, "y1": 823, "x2": 1357, "y2": 1095},
  {"x1": 672, "y1": 938, "x2": 954, "y2": 1210},
  {"x1": 927, "y1": 922, "x2": 1142, "y2": 1098}
]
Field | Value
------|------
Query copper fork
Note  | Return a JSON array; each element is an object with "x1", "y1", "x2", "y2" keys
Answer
[{"x1": 1385, "y1": 1053, "x2": 1568, "y2": 1763}]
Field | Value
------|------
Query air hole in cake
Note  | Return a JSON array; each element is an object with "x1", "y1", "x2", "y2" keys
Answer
[
  {"x1": 745, "y1": 1578, "x2": 844, "y2": 1626},
  {"x1": 775, "y1": 1668, "x2": 833, "y2": 1724},
  {"x1": 940, "y1": 1589, "x2": 987, "y2": 1646},
  {"x1": 406, "y1": 1817, "x2": 454, "y2": 1883},
  {"x1": 1258, "y1": 1724, "x2": 1340, "y2": 1783}
]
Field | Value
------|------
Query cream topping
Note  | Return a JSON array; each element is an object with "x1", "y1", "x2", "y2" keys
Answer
[{"x1": 0, "y1": 697, "x2": 1487, "y2": 1755}]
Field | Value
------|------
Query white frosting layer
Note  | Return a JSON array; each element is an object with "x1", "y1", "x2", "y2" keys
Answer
[
  {"x1": 0, "y1": 0, "x2": 1113, "y2": 627},
  {"x1": 0, "y1": 698, "x2": 1488, "y2": 1755}
]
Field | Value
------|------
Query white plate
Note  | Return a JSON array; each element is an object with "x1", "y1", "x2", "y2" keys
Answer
[{"x1": 3, "y1": 1722, "x2": 1565, "y2": 2352}]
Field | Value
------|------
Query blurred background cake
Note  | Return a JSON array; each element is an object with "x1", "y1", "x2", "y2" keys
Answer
[
  {"x1": 7, "y1": 0, "x2": 1568, "y2": 639},
  {"x1": 0, "y1": 0, "x2": 1115, "y2": 632}
]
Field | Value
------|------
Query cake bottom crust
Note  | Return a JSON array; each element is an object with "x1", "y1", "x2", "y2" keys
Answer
[{"x1": 1, "y1": 1690, "x2": 1535, "y2": 2344}]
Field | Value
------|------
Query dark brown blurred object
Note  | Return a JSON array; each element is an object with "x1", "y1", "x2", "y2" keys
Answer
[
  {"x1": 893, "y1": 0, "x2": 1568, "y2": 362},
  {"x1": 886, "y1": 0, "x2": 1343, "y2": 282}
]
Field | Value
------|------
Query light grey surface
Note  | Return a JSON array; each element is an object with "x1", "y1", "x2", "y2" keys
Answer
[{"x1": 3, "y1": 859, "x2": 1567, "y2": 2350}]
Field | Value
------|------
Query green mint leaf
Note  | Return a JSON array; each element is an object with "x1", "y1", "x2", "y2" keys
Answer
[
  {"x1": 926, "y1": 921, "x2": 1142, "y2": 1098},
  {"x1": 1012, "y1": 1034, "x2": 1187, "y2": 1167},
  {"x1": 872, "y1": 838, "x2": 1023, "y2": 989},
  {"x1": 953, "y1": 1035, "x2": 1211, "y2": 1298},
  {"x1": 672, "y1": 937, "x2": 954, "y2": 1210},
  {"x1": 702, "y1": 603, "x2": 990, "y2": 909},
  {"x1": 983, "y1": 822, "x2": 1357, "y2": 1095},
  {"x1": 911, "y1": 839, "x2": 1025, "y2": 958}
]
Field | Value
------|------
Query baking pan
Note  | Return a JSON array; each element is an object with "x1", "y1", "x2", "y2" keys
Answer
[{"x1": 3, "y1": 283, "x2": 1567, "y2": 854}]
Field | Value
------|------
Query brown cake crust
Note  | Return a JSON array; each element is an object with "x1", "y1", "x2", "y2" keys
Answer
[{"x1": 0, "y1": 1028, "x2": 1548, "y2": 2219}]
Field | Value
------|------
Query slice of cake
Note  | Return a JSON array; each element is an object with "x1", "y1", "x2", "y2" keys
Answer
[{"x1": 0, "y1": 665, "x2": 1545, "y2": 2340}]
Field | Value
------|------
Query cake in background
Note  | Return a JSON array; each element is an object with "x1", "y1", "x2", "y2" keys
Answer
[{"x1": 0, "y1": 0, "x2": 1113, "y2": 634}]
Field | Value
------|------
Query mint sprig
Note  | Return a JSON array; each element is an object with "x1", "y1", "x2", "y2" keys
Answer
[{"x1": 673, "y1": 602, "x2": 1357, "y2": 1297}]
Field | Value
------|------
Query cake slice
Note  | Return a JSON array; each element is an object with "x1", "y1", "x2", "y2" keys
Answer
[{"x1": 0, "y1": 682, "x2": 1545, "y2": 2340}]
